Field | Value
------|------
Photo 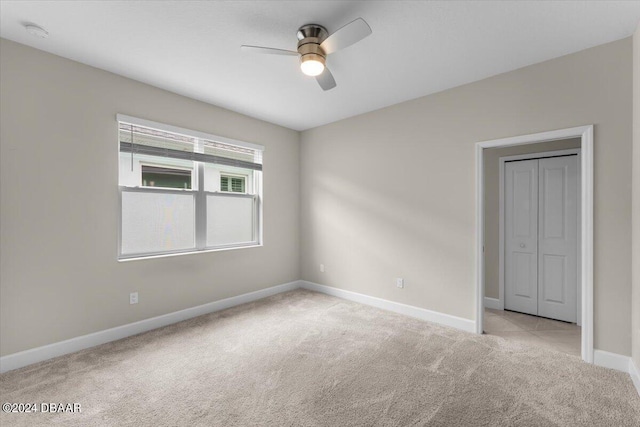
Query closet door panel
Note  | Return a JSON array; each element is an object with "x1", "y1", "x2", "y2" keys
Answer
[
  {"x1": 537, "y1": 156, "x2": 578, "y2": 322},
  {"x1": 504, "y1": 159, "x2": 539, "y2": 315}
]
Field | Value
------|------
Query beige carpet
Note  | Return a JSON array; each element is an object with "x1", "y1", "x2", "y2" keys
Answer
[{"x1": 1, "y1": 289, "x2": 639, "y2": 426}]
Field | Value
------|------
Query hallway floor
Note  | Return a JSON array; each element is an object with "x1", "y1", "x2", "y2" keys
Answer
[{"x1": 484, "y1": 308, "x2": 581, "y2": 357}]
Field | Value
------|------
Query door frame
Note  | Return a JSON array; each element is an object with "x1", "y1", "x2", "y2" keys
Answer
[
  {"x1": 499, "y1": 149, "x2": 581, "y2": 323},
  {"x1": 475, "y1": 125, "x2": 594, "y2": 363}
]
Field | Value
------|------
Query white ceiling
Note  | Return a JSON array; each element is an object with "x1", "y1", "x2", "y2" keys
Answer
[{"x1": 1, "y1": 1, "x2": 639, "y2": 131}]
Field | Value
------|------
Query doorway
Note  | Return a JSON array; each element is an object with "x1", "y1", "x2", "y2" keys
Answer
[{"x1": 475, "y1": 126, "x2": 594, "y2": 363}]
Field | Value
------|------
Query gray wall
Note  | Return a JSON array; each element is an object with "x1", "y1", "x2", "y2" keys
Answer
[
  {"x1": 632, "y1": 24, "x2": 640, "y2": 370},
  {"x1": 483, "y1": 138, "x2": 581, "y2": 300},
  {"x1": 0, "y1": 39, "x2": 301, "y2": 356},
  {"x1": 300, "y1": 38, "x2": 633, "y2": 356}
]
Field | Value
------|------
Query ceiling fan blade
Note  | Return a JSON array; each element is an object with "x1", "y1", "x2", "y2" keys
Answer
[
  {"x1": 320, "y1": 18, "x2": 372, "y2": 55},
  {"x1": 316, "y1": 67, "x2": 337, "y2": 91},
  {"x1": 241, "y1": 45, "x2": 299, "y2": 56}
]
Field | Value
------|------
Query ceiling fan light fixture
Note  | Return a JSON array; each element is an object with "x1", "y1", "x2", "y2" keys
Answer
[
  {"x1": 300, "y1": 54, "x2": 325, "y2": 76},
  {"x1": 241, "y1": 19, "x2": 371, "y2": 90}
]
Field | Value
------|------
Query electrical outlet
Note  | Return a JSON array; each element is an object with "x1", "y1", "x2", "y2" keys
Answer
[
  {"x1": 396, "y1": 278, "x2": 404, "y2": 288},
  {"x1": 320, "y1": 264, "x2": 325, "y2": 273},
  {"x1": 130, "y1": 292, "x2": 138, "y2": 305}
]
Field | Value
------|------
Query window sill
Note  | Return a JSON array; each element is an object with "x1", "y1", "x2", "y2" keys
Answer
[{"x1": 117, "y1": 244, "x2": 263, "y2": 262}]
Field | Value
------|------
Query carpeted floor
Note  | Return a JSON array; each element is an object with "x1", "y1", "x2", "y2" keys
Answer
[{"x1": 1, "y1": 289, "x2": 639, "y2": 426}]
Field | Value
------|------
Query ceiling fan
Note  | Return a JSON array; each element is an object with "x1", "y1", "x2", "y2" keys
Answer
[{"x1": 241, "y1": 18, "x2": 372, "y2": 91}]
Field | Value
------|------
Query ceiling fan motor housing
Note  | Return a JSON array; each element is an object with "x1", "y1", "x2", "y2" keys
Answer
[{"x1": 297, "y1": 24, "x2": 328, "y2": 65}]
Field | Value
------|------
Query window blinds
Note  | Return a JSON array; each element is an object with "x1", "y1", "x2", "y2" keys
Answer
[
  {"x1": 220, "y1": 176, "x2": 245, "y2": 193},
  {"x1": 117, "y1": 116, "x2": 263, "y2": 171}
]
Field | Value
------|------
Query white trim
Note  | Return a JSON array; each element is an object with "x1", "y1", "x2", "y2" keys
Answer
[
  {"x1": 593, "y1": 349, "x2": 632, "y2": 373},
  {"x1": 0, "y1": 280, "x2": 300, "y2": 373},
  {"x1": 498, "y1": 157, "x2": 504, "y2": 311},
  {"x1": 117, "y1": 243, "x2": 263, "y2": 262},
  {"x1": 498, "y1": 148, "x2": 581, "y2": 317},
  {"x1": 477, "y1": 125, "x2": 591, "y2": 149},
  {"x1": 116, "y1": 114, "x2": 265, "y2": 151},
  {"x1": 476, "y1": 143, "x2": 485, "y2": 335},
  {"x1": 581, "y1": 126, "x2": 594, "y2": 363},
  {"x1": 593, "y1": 350, "x2": 640, "y2": 396},
  {"x1": 300, "y1": 281, "x2": 476, "y2": 333},
  {"x1": 476, "y1": 125, "x2": 594, "y2": 363},
  {"x1": 629, "y1": 358, "x2": 640, "y2": 397},
  {"x1": 484, "y1": 297, "x2": 502, "y2": 310}
]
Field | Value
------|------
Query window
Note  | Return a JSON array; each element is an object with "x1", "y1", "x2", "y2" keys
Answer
[
  {"x1": 142, "y1": 165, "x2": 192, "y2": 189},
  {"x1": 117, "y1": 115, "x2": 263, "y2": 259},
  {"x1": 220, "y1": 174, "x2": 246, "y2": 193}
]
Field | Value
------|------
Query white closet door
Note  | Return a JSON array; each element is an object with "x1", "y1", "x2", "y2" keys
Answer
[
  {"x1": 537, "y1": 156, "x2": 578, "y2": 322},
  {"x1": 505, "y1": 159, "x2": 539, "y2": 316}
]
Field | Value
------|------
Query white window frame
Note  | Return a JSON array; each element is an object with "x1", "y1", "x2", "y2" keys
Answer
[{"x1": 117, "y1": 114, "x2": 264, "y2": 261}]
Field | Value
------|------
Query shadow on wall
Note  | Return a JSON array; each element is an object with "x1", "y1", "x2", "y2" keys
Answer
[{"x1": 309, "y1": 171, "x2": 469, "y2": 286}]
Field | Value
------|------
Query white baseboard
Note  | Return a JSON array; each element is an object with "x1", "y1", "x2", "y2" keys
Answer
[
  {"x1": 593, "y1": 349, "x2": 630, "y2": 372},
  {"x1": 0, "y1": 280, "x2": 300, "y2": 374},
  {"x1": 300, "y1": 281, "x2": 476, "y2": 333},
  {"x1": 629, "y1": 358, "x2": 640, "y2": 397},
  {"x1": 484, "y1": 297, "x2": 502, "y2": 310},
  {"x1": 583, "y1": 350, "x2": 640, "y2": 395}
]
